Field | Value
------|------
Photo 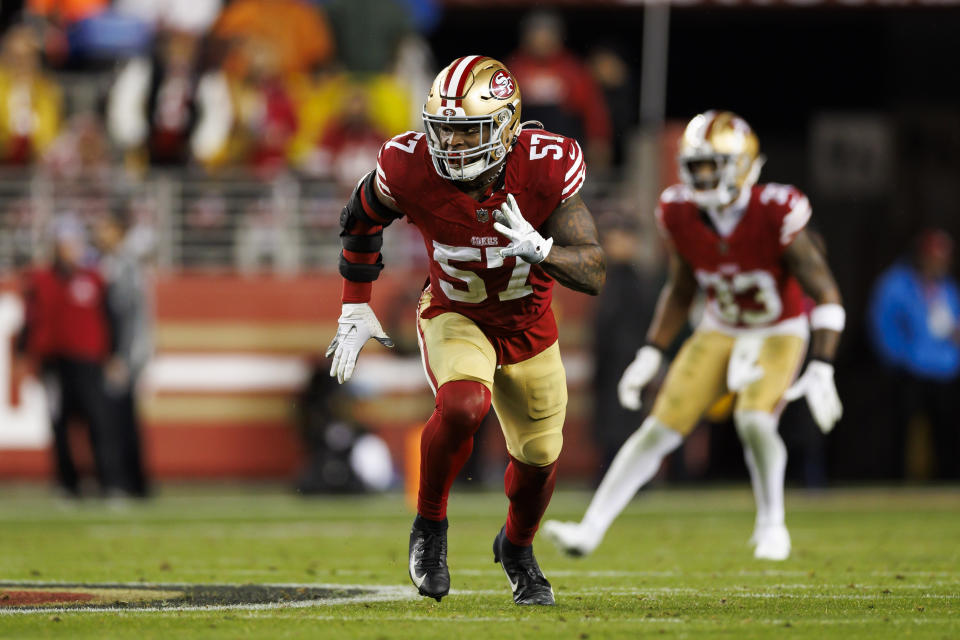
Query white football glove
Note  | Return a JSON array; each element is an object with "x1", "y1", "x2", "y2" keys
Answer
[
  {"x1": 493, "y1": 193, "x2": 553, "y2": 264},
  {"x1": 782, "y1": 360, "x2": 842, "y2": 433},
  {"x1": 727, "y1": 334, "x2": 765, "y2": 392},
  {"x1": 617, "y1": 345, "x2": 663, "y2": 411},
  {"x1": 325, "y1": 303, "x2": 394, "y2": 384}
]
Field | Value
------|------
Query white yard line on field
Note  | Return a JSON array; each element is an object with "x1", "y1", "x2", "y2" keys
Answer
[
  {"x1": 450, "y1": 587, "x2": 959, "y2": 600},
  {"x1": 230, "y1": 612, "x2": 959, "y2": 626},
  {"x1": 332, "y1": 568, "x2": 959, "y2": 579}
]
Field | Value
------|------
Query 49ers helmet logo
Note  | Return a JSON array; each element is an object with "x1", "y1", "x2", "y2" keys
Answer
[
  {"x1": 489, "y1": 70, "x2": 515, "y2": 99},
  {"x1": 442, "y1": 108, "x2": 456, "y2": 116}
]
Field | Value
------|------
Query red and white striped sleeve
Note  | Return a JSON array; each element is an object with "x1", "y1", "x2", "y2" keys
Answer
[
  {"x1": 375, "y1": 131, "x2": 424, "y2": 208},
  {"x1": 779, "y1": 192, "x2": 812, "y2": 246},
  {"x1": 560, "y1": 139, "x2": 586, "y2": 203},
  {"x1": 375, "y1": 153, "x2": 397, "y2": 207}
]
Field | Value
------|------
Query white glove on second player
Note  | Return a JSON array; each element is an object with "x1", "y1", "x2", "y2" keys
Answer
[
  {"x1": 494, "y1": 194, "x2": 553, "y2": 264},
  {"x1": 325, "y1": 303, "x2": 394, "y2": 384},
  {"x1": 782, "y1": 360, "x2": 842, "y2": 433},
  {"x1": 617, "y1": 345, "x2": 663, "y2": 411},
  {"x1": 726, "y1": 334, "x2": 765, "y2": 392}
]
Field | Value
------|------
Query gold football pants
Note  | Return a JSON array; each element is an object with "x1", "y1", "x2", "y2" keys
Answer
[
  {"x1": 417, "y1": 296, "x2": 567, "y2": 467},
  {"x1": 651, "y1": 330, "x2": 806, "y2": 436}
]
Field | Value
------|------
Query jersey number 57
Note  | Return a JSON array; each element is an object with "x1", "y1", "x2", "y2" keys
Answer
[{"x1": 433, "y1": 241, "x2": 533, "y2": 303}]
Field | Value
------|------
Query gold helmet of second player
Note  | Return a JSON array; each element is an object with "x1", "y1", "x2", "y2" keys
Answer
[
  {"x1": 678, "y1": 110, "x2": 764, "y2": 210},
  {"x1": 422, "y1": 55, "x2": 523, "y2": 181}
]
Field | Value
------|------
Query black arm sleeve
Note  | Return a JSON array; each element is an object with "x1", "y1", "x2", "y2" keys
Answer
[{"x1": 338, "y1": 172, "x2": 404, "y2": 283}]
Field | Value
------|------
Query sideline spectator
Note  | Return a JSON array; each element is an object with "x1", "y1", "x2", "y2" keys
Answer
[
  {"x1": 93, "y1": 211, "x2": 152, "y2": 498},
  {"x1": 0, "y1": 25, "x2": 62, "y2": 165},
  {"x1": 507, "y1": 10, "x2": 612, "y2": 171},
  {"x1": 18, "y1": 219, "x2": 123, "y2": 497},
  {"x1": 868, "y1": 229, "x2": 960, "y2": 480}
]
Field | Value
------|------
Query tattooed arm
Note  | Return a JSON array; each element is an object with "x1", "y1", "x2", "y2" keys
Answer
[
  {"x1": 783, "y1": 229, "x2": 843, "y2": 361},
  {"x1": 540, "y1": 193, "x2": 606, "y2": 295}
]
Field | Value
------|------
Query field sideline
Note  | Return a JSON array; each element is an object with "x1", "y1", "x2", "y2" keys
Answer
[{"x1": 0, "y1": 484, "x2": 957, "y2": 639}]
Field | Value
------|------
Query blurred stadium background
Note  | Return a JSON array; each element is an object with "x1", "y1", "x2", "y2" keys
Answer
[{"x1": 0, "y1": 0, "x2": 958, "y2": 495}]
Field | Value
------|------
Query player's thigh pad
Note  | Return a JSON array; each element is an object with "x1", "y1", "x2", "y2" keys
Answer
[
  {"x1": 418, "y1": 306, "x2": 497, "y2": 391},
  {"x1": 650, "y1": 331, "x2": 735, "y2": 436},
  {"x1": 491, "y1": 341, "x2": 567, "y2": 467},
  {"x1": 735, "y1": 334, "x2": 806, "y2": 415}
]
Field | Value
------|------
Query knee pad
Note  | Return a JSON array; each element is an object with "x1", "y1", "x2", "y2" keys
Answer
[
  {"x1": 516, "y1": 432, "x2": 563, "y2": 467},
  {"x1": 734, "y1": 410, "x2": 779, "y2": 441},
  {"x1": 436, "y1": 380, "x2": 491, "y2": 433},
  {"x1": 630, "y1": 417, "x2": 684, "y2": 458}
]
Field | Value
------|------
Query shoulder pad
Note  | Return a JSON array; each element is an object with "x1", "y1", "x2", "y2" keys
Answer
[{"x1": 376, "y1": 131, "x2": 426, "y2": 204}]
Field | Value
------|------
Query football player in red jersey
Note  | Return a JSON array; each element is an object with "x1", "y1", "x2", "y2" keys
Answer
[
  {"x1": 543, "y1": 111, "x2": 844, "y2": 562},
  {"x1": 325, "y1": 56, "x2": 605, "y2": 605}
]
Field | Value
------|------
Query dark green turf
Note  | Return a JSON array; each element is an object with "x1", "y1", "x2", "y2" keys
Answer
[{"x1": 0, "y1": 484, "x2": 956, "y2": 639}]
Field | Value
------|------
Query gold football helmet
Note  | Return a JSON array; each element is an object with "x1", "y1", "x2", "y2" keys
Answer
[
  {"x1": 422, "y1": 55, "x2": 523, "y2": 181},
  {"x1": 678, "y1": 110, "x2": 764, "y2": 209}
]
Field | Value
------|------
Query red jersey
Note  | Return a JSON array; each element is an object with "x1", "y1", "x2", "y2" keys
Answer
[
  {"x1": 23, "y1": 266, "x2": 112, "y2": 362},
  {"x1": 656, "y1": 182, "x2": 812, "y2": 330},
  {"x1": 375, "y1": 128, "x2": 586, "y2": 339}
]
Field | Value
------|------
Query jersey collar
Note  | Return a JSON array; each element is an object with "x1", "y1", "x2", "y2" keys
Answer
[{"x1": 702, "y1": 185, "x2": 752, "y2": 238}]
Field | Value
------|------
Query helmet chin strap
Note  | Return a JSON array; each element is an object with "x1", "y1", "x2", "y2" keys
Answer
[
  {"x1": 463, "y1": 161, "x2": 505, "y2": 190},
  {"x1": 699, "y1": 155, "x2": 766, "y2": 216}
]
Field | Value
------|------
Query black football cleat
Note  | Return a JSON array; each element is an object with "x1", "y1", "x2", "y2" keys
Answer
[
  {"x1": 408, "y1": 515, "x2": 450, "y2": 602},
  {"x1": 492, "y1": 526, "x2": 555, "y2": 605}
]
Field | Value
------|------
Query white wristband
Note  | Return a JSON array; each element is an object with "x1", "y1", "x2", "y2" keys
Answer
[{"x1": 810, "y1": 303, "x2": 845, "y2": 332}]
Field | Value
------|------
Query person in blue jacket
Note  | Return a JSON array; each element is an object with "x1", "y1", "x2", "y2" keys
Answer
[{"x1": 868, "y1": 229, "x2": 960, "y2": 480}]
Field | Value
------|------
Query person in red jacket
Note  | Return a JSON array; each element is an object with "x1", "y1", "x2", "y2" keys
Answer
[
  {"x1": 507, "y1": 10, "x2": 612, "y2": 173},
  {"x1": 20, "y1": 220, "x2": 122, "y2": 497}
]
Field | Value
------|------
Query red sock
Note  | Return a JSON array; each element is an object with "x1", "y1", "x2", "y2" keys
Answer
[
  {"x1": 417, "y1": 380, "x2": 491, "y2": 521},
  {"x1": 504, "y1": 456, "x2": 558, "y2": 546}
]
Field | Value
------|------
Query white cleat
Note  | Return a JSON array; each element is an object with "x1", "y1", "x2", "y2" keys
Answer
[
  {"x1": 541, "y1": 520, "x2": 601, "y2": 558},
  {"x1": 753, "y1": 524, "x2": 791, "y2": 561}
]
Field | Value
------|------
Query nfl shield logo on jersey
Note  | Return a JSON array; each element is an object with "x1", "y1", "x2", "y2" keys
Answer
[{"x1": 476, "y1": 208, "x2": 490, "y2": 223}]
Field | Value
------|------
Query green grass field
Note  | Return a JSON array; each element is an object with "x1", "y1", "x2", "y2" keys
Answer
[{"x1": 0, "y1": 484, "x2": 957, "y2": 639}]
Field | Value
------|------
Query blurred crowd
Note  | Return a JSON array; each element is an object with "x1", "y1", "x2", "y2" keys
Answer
[
  {"x1": 0, "y1": 0, "x2": 440, "y2": 188},
  {"x1": 0, "y1": 1, "x2": 636, "y2": 181},
  {"x1": 0, "y1": 2, "x2": 639, "y2": 274}
]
